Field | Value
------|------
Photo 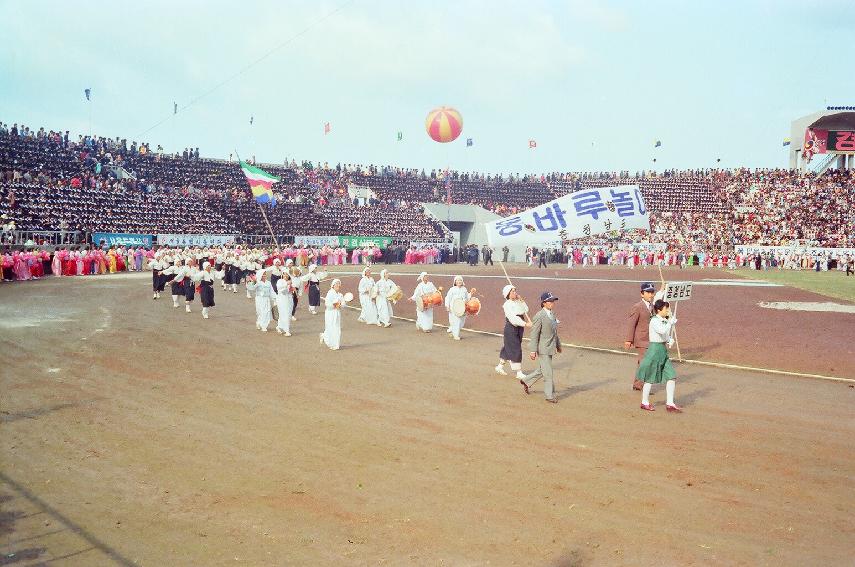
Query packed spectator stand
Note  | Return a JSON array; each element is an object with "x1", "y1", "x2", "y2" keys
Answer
[{"x1": 1, "y1": 121, "x2": 853, "y2": 251}]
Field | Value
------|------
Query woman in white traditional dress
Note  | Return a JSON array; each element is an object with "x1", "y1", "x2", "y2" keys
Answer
[
  {"x1": 275, "y1": 273, "x2": 295, "y2": 336},
  {"x1": 410, "y1": 271, "x2": 437, "y2": 333},
  {"x1": 246, "y1": 269, "x2": 274, "y2": 332},
  {"x1": 444, "y1": 275, "x2": 471, "y2": 341},
  {"x1": 374, "y1": 269, "x2": 396, "y2": 327},
  {"x1": 357, "y1": 266, "x2": 379, "y2": 324},
  {"x1": 320, "y1": 279, "x2": 344, "y2": 350}
]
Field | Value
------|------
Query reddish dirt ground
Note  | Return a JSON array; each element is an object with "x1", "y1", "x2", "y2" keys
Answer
[{"x1": 1, "y1": 267, "x2": 853, "y2": 566}]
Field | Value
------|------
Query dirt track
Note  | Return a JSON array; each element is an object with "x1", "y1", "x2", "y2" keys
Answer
[{"x1": 1, "y1": 267, "x2": 854, "y2": 566}]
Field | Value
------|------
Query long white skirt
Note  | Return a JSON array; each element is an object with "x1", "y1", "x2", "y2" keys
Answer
[
  {"x1": 448, "y1": 312, "x2": 466, "y2": 338},
  {"x1": 376, "y1": 298, "x2": 392, "y2": 325},
  {"x1": 255, "y1": 296, "x2": 272, "y2": 330},
  {"x1": 276, "y1": 293, "x2": 293, "y2": 333},
  {"x1": 359, "y1": 293, "x2": 378, "y2": 324},
  {"x1": 323, "y1": 307, "x2": 342, "y2": 349},
  {"x1": 416, "y1": 307, "x2": 434, "y2": 331}
]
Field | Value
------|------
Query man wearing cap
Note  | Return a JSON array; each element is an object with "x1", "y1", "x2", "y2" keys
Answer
[
  {"x1": 625, "y1": 282, "x2": 656, "y2": 390},
  {"x1": 519, "y1": 291, "x2": 562, "y2": 403}
]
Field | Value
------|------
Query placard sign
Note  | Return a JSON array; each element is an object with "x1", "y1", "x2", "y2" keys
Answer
[{"x1": 664, "y1": 282, "x2": 693, "y2": 302}]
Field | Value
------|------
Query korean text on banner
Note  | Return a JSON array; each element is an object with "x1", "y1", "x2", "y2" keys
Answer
[
  {"x1": 484, "y1": 185, "x2": 650, "y2": 247},
  {"x1": 93, "y1": 232, "x2": 153, "y2": 247}
]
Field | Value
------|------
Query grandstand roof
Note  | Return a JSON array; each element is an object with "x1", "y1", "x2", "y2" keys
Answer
[{"x1": 809, "y1": 112, "x2": 855, "y2": 131}]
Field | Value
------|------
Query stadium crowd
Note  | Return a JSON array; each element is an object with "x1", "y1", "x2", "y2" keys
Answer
[{"x1": 1, "y1": 121, "x2": 853, "y2": 268}]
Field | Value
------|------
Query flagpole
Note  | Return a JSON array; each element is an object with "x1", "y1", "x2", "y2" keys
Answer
[{"x1": 236, "y1": 149, "x2": 278, "y2": 247}]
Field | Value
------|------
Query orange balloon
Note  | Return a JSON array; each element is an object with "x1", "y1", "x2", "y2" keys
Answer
[{"x1": 425, "y1": 107, "x2": 463, "y2": 143}]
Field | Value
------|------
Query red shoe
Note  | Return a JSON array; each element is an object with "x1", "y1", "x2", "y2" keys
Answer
[
  {"x1": 640, "y1": 403, "x2": 655, "y2": 411},
  {"x1": 666, "y1": 404, "x2": 683, "y2": 413},
  {"x1": 520, "y1": 379, "x2": 530, "y2": 395}
]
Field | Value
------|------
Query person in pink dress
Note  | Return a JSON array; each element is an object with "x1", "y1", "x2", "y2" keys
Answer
[
  {"x1": 352, "y1": 247, "x2": 360, "y2": 264},
  {"x1": 52, "y1": 249, "x2": 63, "y2": 277},
  {"x1": 13, "y1": 252, "x2": 31, "y2": 280},
  {"x1": 2, "y1": 252, "x2": 14, "y2": 281}
]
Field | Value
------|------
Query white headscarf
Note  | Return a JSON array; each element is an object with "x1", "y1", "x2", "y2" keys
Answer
[
  {"x1": 256, "y1": 269, "x2": 267, "y2": 281},
  {"x1": 454, "y1": 275, "x2": 464, "y2": 285},
  {"x1": 417, "y1": 271, "x2": 428, "y2": 281},
  {"x1": 203, "y1": 261, "x2": 212, "y2": 270},
  {"x1": 380, "y1": 269, "x2": 388, "y2": 279},
  {"x1": 331, "y1": 278, "x2": 341, "y2": 288},
  {"x1": 308, "y1": 264, "x2": 317, "y2": 273},
  {"x1": 362, "y1": 266, "x2": 371, "y2": 276}
]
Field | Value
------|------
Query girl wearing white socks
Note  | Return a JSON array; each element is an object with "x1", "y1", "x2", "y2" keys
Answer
[{"x1": 636, "y1": 299, "x2": 683, "y2": 413}]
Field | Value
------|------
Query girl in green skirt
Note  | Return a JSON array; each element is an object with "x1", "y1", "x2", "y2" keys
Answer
[{"x1": 636, "y1": 299, "x2": 682, "y2": 412}]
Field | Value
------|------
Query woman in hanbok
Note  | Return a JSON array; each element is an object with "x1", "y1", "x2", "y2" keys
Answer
[
  {"x1": 107, "y1": 248, "x2": 118, "y2": 273},
  {"x1": 162, "y1": 259, "x2": 185, "y2": 308},
  {"x1": 2, "y1": 252, "x2": 14, "y2": 281},
  {"x1": 246, "y1": 269, "x2": 274, "y2": 332},
  {"x1": 77, "y1": 250, "x2": 86, "y2": 275},
  {"x1": 149, "y1": 255, "x2": 165, "y2": 299},
  {"x1": 637, "y1": 299, "x2": 682, "y2": 413},
  {"x1": 275, "y1": 273, "x2": 295, "y2": 336},
  {"x1": 410, "y1": 271, "x2": 437, "y2": 333},
  {"x1": 192, "y1": 262, "x2": 225, "y2": 318},
  {"x1": 28, "y1": 251, "x2": 43, "y2": 279},
  {"x1": 444, "y1": 275, "x2": 471, "y2": 341},
  {"x1": 352, "y1": 247, "x2": 361, "y2": 265},
  {"x1": 306, "y1": 264, "x2": 321, "y2": 315},
  {"x1": 62, "y1": 251, "x2": 76, "y2": 276},
  {"x1": 134, "y1": 248, "x2": 144, "y2": 271},
  {"x1": 357, "y1": 267, "x2": 378, "y2": 324},
  {"x1": 182, "y1": 260, "x2": 200, "y2": 313},
  {"x1": 320, "y1": 279, "x2": 345, "y2": 350},
  {"x1": 116, "y1": 248, "x2": 127, "y2": 272},
  {"x1": 495, "y1": 285, "x2": 531, "y2": 379},
  {"x1": 13, "y1": 252, "x2": 31, "y2": 281},
  {"x1": 374, "y1": 269, "x2": 396, "y2": 327},
  {"x1": 51, "y1": 249, "x2": 63, "y2": 277}
]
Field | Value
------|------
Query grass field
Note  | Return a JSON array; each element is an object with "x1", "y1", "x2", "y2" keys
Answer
[{"x1": 732, "y1": 268, "x2": 855, "y2": 302}]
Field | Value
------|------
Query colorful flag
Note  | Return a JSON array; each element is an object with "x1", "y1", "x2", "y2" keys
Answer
[
  {"x1": 528, "y1": 139, "x2": 537, "y2": 149},
  {"x1": 397, "y1": 131, "x2": 403, "y2": 141},
  {"x1": 466, "y1": 138, "x2": 473, "y2": 147},
  {"x1": 782, "y1": 138, "x2": 791, "y2": 147},
  {"x1": 173, "y1": 102, "x2": 178, "y2": 115},
  {"x1": 654, "y1": 140, "x2": 662, "y2": 148},
  {"x1": 324, "y1": 122, "x2": 331, "y2": 135},
  {"x1": 240, "y1": 161, "x2": 279, "y2": 205},
  {"x1": 84, "y1": 88, "x2": 91, "y2": 101}
]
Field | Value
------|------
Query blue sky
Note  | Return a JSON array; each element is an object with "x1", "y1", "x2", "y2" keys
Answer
[{"x1": 2, "y1": 0, "x2": 853, "y2": 174}]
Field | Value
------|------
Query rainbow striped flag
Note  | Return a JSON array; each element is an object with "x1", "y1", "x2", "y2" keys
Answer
[{"x1": 240, "y1": 161, "x2": 279, "y2": 205}]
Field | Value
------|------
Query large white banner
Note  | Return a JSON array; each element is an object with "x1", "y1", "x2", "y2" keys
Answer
[
  {"x1": 485, "y1": 185, "x2": 650, "y2": 247},
  {"x1": 157, "y1": 234, "x2": 236, "y2": 247}
]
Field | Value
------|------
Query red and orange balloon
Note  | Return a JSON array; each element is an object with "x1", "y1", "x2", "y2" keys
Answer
[{"x1": 425, "y1": 106, "x2": 463, "y2": 143}]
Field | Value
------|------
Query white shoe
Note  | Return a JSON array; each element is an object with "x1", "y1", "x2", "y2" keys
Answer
[
  {"x1": 495, "y1": 364, "x2": 508, "y2": 376},
  {"x1": 376, "y1": 322, "x2": 383, "y2": 327},
  {"x1": 284, "y1": 332, "x2": 291, "y2": 337},
  {"x1": 256, "y1": 324, "x2": 262, "y2": 330},
  {"x1": 446, "y1": 327, "x2": 452, "y2": 333},
  {"x1": 357, "y1": 318, "x2": 365, "y2": 323},
  {"x1": 173, "y1": 304, "x2": 179, "y2": 309},
  {"x1": 319, "y1": 332, "x2": 325, "y2": 344},
  {"x1": 185, "y1": 305, "x2": 191, "y2": 313},
  {"x1": 203, "y1": 313, "x2": 209, "y2": 319},
  {"x1": 261, "y1": 328, "x2": 268, "y2": 332},
  {"x1": 516, "y1": 370, "x2": 526, "y2": 380},
  {"x1": 384, "y1": 323, "x2": 391, "y2": 328},
  {"x1": 246, "y1": 293, "x2": 251, "y2": 299},
  {"x1": 276, "y1": 328, "x2": 283, "y2": 335},
  {"x1": 291, "y1": 316, "x2": 297, "y2": 321},
  {"x1": 453, "y1": 336, "x2": 461, "y2": 341}
]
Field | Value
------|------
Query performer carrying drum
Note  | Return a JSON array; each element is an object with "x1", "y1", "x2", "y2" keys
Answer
[
  {"x1": 357, "y1": 266, "x2": 379, "y2": 325},
  {"x1": 374, "y1": 269, "x2": 398, "y2": 327},
  {"x1": 495, "y1": 284, "x2": 531, "y2": 379},
  {"x1": 410, "y1": 271, "x2": 438, "y2": 333},
  {"x1": 444, "y1": 275, "x2": 472, "y2": 341}
]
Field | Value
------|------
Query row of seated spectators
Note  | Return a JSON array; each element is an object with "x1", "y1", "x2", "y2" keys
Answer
[{"x1": 1, "y1": 121, "x2": 852, "y2": 247}]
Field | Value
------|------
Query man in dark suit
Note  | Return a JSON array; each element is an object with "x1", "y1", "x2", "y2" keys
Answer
[
  {"x1": 520, "y1": 291, "x2": 562, "y2": 403},
  {"x1": 624, "y1": 282, "x2": 656, "y2": 390}
]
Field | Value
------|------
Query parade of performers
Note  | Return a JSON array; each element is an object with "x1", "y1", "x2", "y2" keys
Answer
[
  {"x1": 496, "y1": 284, "x2": 532, "y2": 380},
  {"x1": 411, "y1": 271, "x2": 438, "y2": 333},
  {"x1": 637, "y1": 299, "x2": 682, "y2": 412},
  {"x1": 321, "y1": 278, "x2": 346, "y2": 350},
  {"x1": 444, "y1": 275, "x2": 471, "y2": 341},
  {"x1": 357, "y1": 267, "x2": 379, "y2": 325},
  {"x1": 133, "y1": 244, "x2": 688, "y2": 412}
]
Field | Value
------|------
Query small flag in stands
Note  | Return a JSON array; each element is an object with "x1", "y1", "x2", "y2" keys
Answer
[
  {"x1": 529, "y1": 139, "x2": 537, "y2": 149},
  {"x1": 783, "y1": 138, "x2": 791, "y2": 147},
  {"x1": 654, "y1": 140, "x2": 662, "y2": 148},
  {"x1": 397, "y1": 131, "x2": 403, "y2": 141},
  {"x1": 466, "y1": 138, "x2": 473, "y2": 147},
  {"x1": 84, "y1": 88, "x2": 91, "y2": 101},
  {"x1": 324, "y1": 122, "x2": 331, "y2": 135}
]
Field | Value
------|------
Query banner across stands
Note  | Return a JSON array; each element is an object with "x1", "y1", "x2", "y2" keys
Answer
[
  {"x1": 484, "y1": 185, "x2": 650, "y2": 247},
  {"x1": 93, "y1": 232, "x2": 153, "y2": 247},
  {"x1": 156, "y1": 234, "x2": 236, "y2": 247},
  {"x1": 294, "y1": 235, "x2": 339, "y2": 247},
  {"x1": 735, "y1": 245, "x2": 855, "y2": 256},
  {"x1": 338, "y1": 236, "x2": 393, "y2": 249}
]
